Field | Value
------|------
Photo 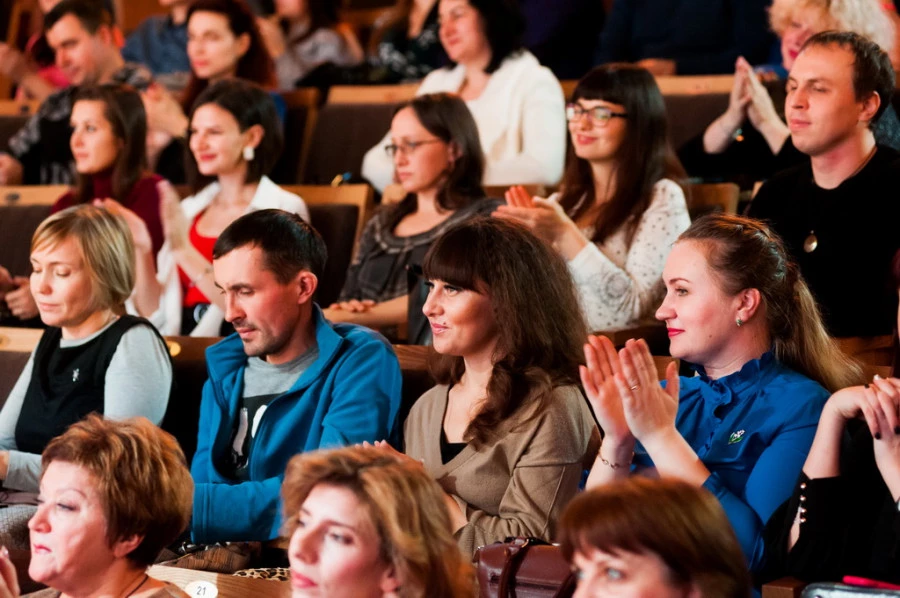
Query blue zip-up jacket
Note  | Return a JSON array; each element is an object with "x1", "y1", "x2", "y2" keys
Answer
[{"x1": 190, "y1": 308, "x2": 402, "y2": 543}]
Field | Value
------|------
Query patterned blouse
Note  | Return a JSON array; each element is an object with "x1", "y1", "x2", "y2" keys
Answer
[
  {"x1": 371, "y1": 7, "x2": 443, "y2": 84},
  {"x1": 339, "y1": 198, "x2": 499, "y2": 303},
  {"x1": 552, "y1": 178, "x2": 690, "y2": 331}
]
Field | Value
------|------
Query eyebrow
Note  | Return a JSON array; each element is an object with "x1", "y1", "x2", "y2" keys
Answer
[
  {"x1": 665, "y1": 277, "x2": 690, "y2": 285},
  {"x1": 30, "y1": 258, "x2": 76, "y2": 267},
  {"x1": 299, "y1": 508, "x2": 360, "y2": 532},
  {"x1": 216, "y1": 282, "x2": 252, "y2": 292}
]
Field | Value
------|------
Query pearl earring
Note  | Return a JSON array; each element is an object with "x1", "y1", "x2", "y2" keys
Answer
[{"x1": 242, "y1": 146, "x2": 255, "y2": 161}]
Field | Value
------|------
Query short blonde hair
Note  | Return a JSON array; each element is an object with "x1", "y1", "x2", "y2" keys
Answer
[
  {"x1": 42, "y1": 415, "x2": 194, "y2": 568},
  {"x1": 769, "y1": 0, "x2": 894, "y2": 52},
  {"x1": 282, "y1": 446, "x2": 474, "y2": 598},
  {"x1": 31, "y1": 205, "x2": 135, "y2": 311}
]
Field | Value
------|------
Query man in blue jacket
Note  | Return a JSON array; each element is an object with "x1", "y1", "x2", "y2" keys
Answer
[{"x1": 190, "y1": 209, "x2": 402, "y2": 543}]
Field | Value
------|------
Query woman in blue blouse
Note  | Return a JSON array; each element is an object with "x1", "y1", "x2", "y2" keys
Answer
[{"x1": 582, "y1": 213, "x2": 864, "y2": 573}]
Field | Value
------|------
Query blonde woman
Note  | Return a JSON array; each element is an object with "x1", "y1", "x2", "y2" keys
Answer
[
  {"x1": 281, "y1": 445, "x2": 473, "y2": 598},
  {"x1": 0, "y1": 205, "x2": 171, "y2": 546}
]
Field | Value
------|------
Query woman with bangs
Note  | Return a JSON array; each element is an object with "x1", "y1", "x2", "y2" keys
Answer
[
  {"x1": 0, "y1": 206, "x2": 171, "y2": 548},
  {"x1": 558, "y1": 477, "x2": 751, "y2": 598},
  {"x1": 496, "y1": 64, "x2": 690, "y2": 331},
  {"x1": 325, "y1": 93, "x2": 498, "y2": 340},
  {"x1": 376, "y1": 217, "x2": 600, "y2": 556}
]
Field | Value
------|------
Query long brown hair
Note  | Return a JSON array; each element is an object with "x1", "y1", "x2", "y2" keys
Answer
[
  {"x1": 680, "y1": 214, "x2": 864, "y2": 392},
  {"x1": 72, "y1": 85, "x2": 147, "y2": 205},
  {"x1": 558, "y1": 64, "x2": 686, "y2": 246},
  {"x1": 181, "y1": 0, "x2": 277, "y2": 113},
  {"x1": 422, "y1": 218, "x2": 588, "y2": 445},
  {"x1": 282, "y1": 446, "x2": 474, "y2": 598},
  {"x1": 559, "y1": 478, "x2": 752, "y2": 598}
]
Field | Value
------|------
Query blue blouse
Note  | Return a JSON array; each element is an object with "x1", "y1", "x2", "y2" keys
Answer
[{"x1": 633, "y1": 352, "x2": 830, "y2": 572}]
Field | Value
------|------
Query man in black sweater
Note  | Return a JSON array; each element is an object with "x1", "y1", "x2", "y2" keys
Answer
[{"x1": 749, "y1": 31, "x2": 900, "y2": 338}]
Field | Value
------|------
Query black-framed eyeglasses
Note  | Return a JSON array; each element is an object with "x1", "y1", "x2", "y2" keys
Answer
[
  {"x1": 384, "y1": 139, "x2": 444, "y2": 158},
  {"x1": 565, "y1": 103, "x2": 628, "y2": 126}
]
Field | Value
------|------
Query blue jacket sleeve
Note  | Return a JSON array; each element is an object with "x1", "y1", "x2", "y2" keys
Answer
[
  {"x1": 318, "y1": 336, "x2": 402, "y2": 449},
  {"x1": 189, "y1": 378, "x2": 219, "y2": 486},
  {"x1": 191, "y1": 476, "x2": 285, "y2": 543},
  {"x1": 703, "y1": 422, "x2": 819, "y2": 572}
]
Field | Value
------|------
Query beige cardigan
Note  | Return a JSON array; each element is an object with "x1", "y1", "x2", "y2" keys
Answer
[{"x1": 404, "y1": 384, "x2": 600, "y2": 556}]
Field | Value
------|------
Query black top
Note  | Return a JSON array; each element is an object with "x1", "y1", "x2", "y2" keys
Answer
[
  {"x1": 747, "y1": 145, "x2": 900, "y2": 337},
  {"x1": 440, "y1": 429, "x2": 467, "y2": 464},
  {"x1": 16, "y1": 315, "x2": 155, "y2": 455},
  {"x1": 762, "y1": 421, "x2": 900, "y2": 585}
]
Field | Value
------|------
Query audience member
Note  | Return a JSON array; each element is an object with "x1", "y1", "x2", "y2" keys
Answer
[
  {"x1": 325, "y1": 93, "x2": 498, "y2": 341},
  {"x1": 362, "y1": 0, "x2": 566, "y2": 192},
  {"x1": 763, "y1": 377, "x2": 900, "y2": 585},
  {"x1": 122, "y1": 0, "x2": 192, "y2": 92},
  {"x1": 142, "y1": 0, "x2": 279, "y2": 180},
  {"x1": 595, "y1": 0, "x2": 774, "y2": 75},
  {"x1": 748, "y1": 31, "x2": 900, "y2": 337},
  {"x1": 0, "y1": 0, "x2": 152, "y2": 186},
  {"x1": 682, "y1": 0, "x2": 898, "y2": 189},
  {"x1": 282, "y1": 446, "x2": 474, "y2": 597},
  {"x1": 496, "y1": 65, "x2": 690, "y2": 331},
  {"x1": 379, "y1": 218, "x2": 600, "y2": 556},
  {"x1": 0, "y1": 0, "x2": 118, "y2": 102},
  {"x1": 1, "y1": 84, "x2": 166, "y2": 325},
  {"x1": 367, "y1": 0, "x2": 443, "y2": 84},
  {"x1": 0, "y1": 416, "x2": 192, "y2": 598},
  {"x1": 521, "y1": 0, "x2": 605, "y2": 79},
  {"x1": 583, "y1": 214, "x2": 864, "y2": 572},
  {"x1": 0, "y1": 206, "x2": 172, "y2": 547},
  {"x1": 190, "y1": 209, "x2": 402, "y2": 543},
  {"x1": 559, "y1": 478, "x2": 752, "y2": 598},
  {"x1": 257, "y1": 0, "x2": 363, "y2": 89},
  {"x1": 124, "y1": 79, "x2": 308, "y2": 337}
]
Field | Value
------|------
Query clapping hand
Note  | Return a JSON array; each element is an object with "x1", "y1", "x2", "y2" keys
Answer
[
  {"x1": 615, "y1": 339, "x2": 681, "y2": 450},
  {"x1": 495, "y1": 185, "x2": 578, "y2": 246},
  {"x1": 158, "y1": 181, "x2": 189, "y2": 252},
  {"x1": 580, "y1": 335, "x2": 632, "y2": 444}
]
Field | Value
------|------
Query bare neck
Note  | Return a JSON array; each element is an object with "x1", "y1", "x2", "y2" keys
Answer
[
  {"x1": 701, "y1": 326, "x2": 771, "y2": 380},
  {"x1": 171, "y1": 4, "x2": 189, "y2": 26},
  {"x1": 588, "y1": 160, "x2": 618, "y2": 204},
  {"x1": 216, "y1": 168, "x2": 258, "y2": 207},
  {"x1": 810, "y1": 129, "x2": 876, "y2": 190},
  {"x1": 96, "y1": 53, "x2": 125, "y2": 84},
  {"x1": 58, "y1": 562, "x2": 147, "y2": 598}
]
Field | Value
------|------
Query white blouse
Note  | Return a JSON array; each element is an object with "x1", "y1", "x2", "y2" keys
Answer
[{"x1": 556, "y1": 178, "x2": 690, "y2": 331}]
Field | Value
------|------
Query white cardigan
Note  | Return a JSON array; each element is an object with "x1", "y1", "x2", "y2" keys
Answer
[
  {"x1": 558, "y1": 179, "x2": 690, "y2": 331},
  {"x1": 139, "y1": 176, "x2": 309, "y2": 336},
  {"x1": 361, "y1": 51, "x2": 566, "y2": 192}
]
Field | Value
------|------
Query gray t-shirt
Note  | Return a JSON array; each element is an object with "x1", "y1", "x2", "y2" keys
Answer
[{"x1": 225, "y1": 344, "x2": 319, "y2": 480}]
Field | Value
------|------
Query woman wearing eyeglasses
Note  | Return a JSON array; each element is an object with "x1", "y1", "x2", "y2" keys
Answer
[
  {"x1": 324, "y1": 93, "x2": 498, "y2": 339},
  {"x1": 495, "y1": 64, "x2": 690, "y2": 331}
]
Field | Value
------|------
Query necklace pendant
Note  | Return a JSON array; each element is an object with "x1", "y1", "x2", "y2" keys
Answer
[{"x1": 803, "y1": 232, "x2": 818, "y2": 253}]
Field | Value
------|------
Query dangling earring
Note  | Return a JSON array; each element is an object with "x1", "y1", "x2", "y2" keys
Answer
[
  {"x1": 242, "y1": 146, "x2": 255, "y2": 162},
  {"x1": 736, "y1": 317, "x2": 744, "y2": 327}
]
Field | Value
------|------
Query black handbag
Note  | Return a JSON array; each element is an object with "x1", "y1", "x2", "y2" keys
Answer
[{"x1": 474, "y1": 537, "x2": 577, "y2": 598}]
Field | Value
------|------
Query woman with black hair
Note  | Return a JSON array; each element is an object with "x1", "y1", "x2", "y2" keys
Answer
[
  {"x1": 122, "y1": 79, "x2": 308, "y2": 337},
  {"x1": 326, "y1": 93, "x2": 497, "y2": 338},
  {"x1": 496, "y1": 64, "x2": 690, "y2": 331},
  {"x1": 257, "y1": 0, "x2": 363, "y2": 89},
  {"x1": 361, "y1": 0, "x2": 566, "y2": 192}
]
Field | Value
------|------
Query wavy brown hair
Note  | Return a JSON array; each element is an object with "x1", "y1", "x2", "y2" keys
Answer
[
  {"x1": 680, "y1": 214, "x2": 864, "y2": 392},
  {"x1": 282, "y1": 446, "x2": 474, "y2": 598},
  {"x1": 559, "y1": 478, "x2": 752, "y2": 598},
  {"x1": 422, "y1": 217, "x2": 587, "y2": 445},
  {"x1": 558, "y1": 64, "x2": 686, "y2": 246}
]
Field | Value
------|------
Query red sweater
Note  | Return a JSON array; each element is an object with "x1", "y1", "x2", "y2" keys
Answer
[{"x1": 52, "y1": 172, "x2": 166, "y2": 258}]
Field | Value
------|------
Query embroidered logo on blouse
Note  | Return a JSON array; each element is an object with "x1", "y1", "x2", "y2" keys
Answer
[
  {"x1": 72, "y1": 368, "x2": 79, "y2": 383},
  {"x1": 728, "y1": 429, "x2": 745, "y2": 445}
]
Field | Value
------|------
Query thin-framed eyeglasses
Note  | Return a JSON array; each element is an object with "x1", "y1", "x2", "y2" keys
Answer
[
  {"x1": 384, "y1": 139, "x2": 444, "y2": 158},
  {"x1": 565, "y1": 103, "x2": 628, "y2": 126}
]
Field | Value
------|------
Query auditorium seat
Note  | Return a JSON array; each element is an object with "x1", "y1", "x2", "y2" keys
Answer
[
  {"x1": 307, "y1": 203, "x2": 359, "y2": 306},
  {"x1": 0, "y1": 190, "x2": 58, "y2": 279},
  {"x1": 148, "y1": 565, "x2": 289, "y2": 598},
  {"x1": 269, "y1": 88, "x2": 320, "y2": 185}
]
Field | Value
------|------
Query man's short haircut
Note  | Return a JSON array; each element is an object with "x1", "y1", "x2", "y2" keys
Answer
[
  {"x1": 45, "y1": 0, "x2": 114, "y2": 34},
  {"x1": 212, "y1": 209, "x2": 327, "y2": 283},
  {"x1": 801, "y1": 30, "x2": 896, "y2": 125}
]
